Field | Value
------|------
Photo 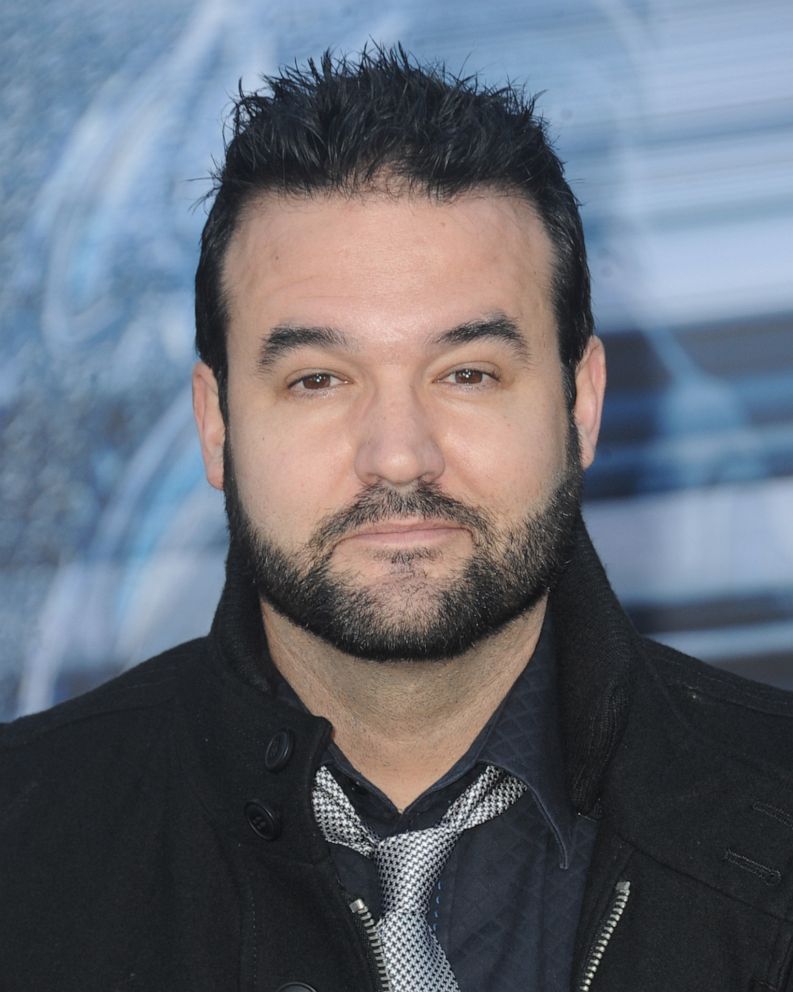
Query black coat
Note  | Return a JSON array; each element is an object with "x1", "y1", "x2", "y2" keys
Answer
[{"x1": 3, "y1": 520, "x2": 793, "y2": 991}]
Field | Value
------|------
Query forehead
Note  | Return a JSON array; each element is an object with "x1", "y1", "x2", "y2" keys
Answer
[{"x1": 222, "y1": 189, "x2": 557, "y2": 355}]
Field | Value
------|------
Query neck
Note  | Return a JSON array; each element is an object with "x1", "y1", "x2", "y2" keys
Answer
[{"x1": 261, "y1": 601, "x2": 547, "y2": 811}]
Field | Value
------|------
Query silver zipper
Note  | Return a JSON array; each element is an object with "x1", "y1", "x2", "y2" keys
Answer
[
  {"x1": 349, "y1": 898, "x2": 391, "y2": 992},
  {"x1": 579, "y1": 880, "x2": 631, "y2": 992}
]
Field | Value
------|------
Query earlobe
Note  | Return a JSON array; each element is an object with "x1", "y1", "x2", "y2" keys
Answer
[
  {"x1": 572, "y1": 336, "x2": 606, "y2": 470},
  {"x1": 192, "y1": 362, "x2": 226, "y2": 491}
]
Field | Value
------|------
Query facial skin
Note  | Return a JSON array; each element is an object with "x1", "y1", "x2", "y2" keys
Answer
[{"x1": 194, "y1": 190, "x2": 606, "y2": 664}]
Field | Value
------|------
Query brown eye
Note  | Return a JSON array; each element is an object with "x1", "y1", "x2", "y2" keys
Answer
[
  {"x1": 437, "y1": 366, "x2": 499, "y2": 388},
  {"x1": 297, "y1": 373, "x2": 334, "y2": 390},
  {"x1": 453, "y1": 368, "x2": 484, "y2": 385}
]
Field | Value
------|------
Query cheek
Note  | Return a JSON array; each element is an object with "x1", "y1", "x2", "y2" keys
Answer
[
  {"x1": 445, "y1": 405, "x2": 569, "y2": 512},
  {"x1": 229, "y1": 411, "x2": 354, "y2": 538}
]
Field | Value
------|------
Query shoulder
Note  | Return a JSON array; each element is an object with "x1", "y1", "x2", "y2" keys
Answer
[
  {"x1": 637, "y1": 635, "x2": 793, "y2": 773},
  {"x1": 1, "y1": 637, "x2": 205, "y2": 743},
  {"x1": 0, "y1": 638, "x2": 207, "y2": 812},
  {"x1": 0, "y1": 639, "x2": 213, "y2": 982}
]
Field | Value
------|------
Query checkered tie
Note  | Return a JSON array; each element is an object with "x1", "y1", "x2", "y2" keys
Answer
[{"x1": 313, "y1": 764, "x2": 527, "y2": 991}]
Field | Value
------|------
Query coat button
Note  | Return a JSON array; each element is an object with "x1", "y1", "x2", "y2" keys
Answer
[
  {"x1": 245, "y1": 800, "x2": 282, "y2": 840},
  {"x1": 276, "y1": 985, "x2": 318, "y2": 992},
  {"x1": 264, "y1": 728, "x2": 295, "y2": 772}
]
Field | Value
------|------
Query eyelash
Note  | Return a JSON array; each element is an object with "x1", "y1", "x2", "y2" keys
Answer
[
  {"x1": 288, "y1": 372, "x2": 347, "y2": 392},
  {"x1": 437, "y1": 367, "x2": 500, "y2": 387}
]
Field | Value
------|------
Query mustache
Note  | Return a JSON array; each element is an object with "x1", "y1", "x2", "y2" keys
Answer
[{"x1": 307, "y1": 483, "x2": 496, "y2": 552}]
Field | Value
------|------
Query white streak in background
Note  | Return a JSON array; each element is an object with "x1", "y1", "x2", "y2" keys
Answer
[
  {"x1": 632, "y1": 213, "x2": 793, "y2": 329},
  {"x1": 16, "y1": 560, "x2": 93, "y2": 718},
  {"x1": 585, "y1": 475, "x2": 793, "y2": 603},
  {"x1": 592, "y1": 0, "x2": 653, "y2": 75},
  {"x1": 661, "y1": 622, "x2": 793, "y2": 665}
]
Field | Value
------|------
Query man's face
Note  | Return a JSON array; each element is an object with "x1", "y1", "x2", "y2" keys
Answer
[{"x1": 195, "y1": 191, "x2": 604, "y2": 660}]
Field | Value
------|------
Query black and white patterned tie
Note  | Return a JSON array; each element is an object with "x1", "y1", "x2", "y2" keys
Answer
[{"x1": 313, "y1": 764, "x2": 527, "y2": 991}]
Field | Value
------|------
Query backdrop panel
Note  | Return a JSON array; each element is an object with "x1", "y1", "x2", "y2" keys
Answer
[{"x1": 1, "y1": 0, "x2": 791, "y2": 719}]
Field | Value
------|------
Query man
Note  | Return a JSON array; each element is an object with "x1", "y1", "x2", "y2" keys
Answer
[{"x1": 2, "y1": 48, "x2": 793, "y2": 992}]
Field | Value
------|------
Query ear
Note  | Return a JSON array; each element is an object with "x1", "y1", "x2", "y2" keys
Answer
[
  {"x1": 192, "y1": 362, "x2": 225, "y2": 491},
  {"x1": 572, "y1": 335, "x2": 606, "y2": 470}
]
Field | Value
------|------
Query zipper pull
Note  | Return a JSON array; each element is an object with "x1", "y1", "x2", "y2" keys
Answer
[{"x1": 579, "y1": 880, "x2": 631, "y2": 991}]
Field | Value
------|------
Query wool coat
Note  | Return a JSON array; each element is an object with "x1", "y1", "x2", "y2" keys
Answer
[{"x1": 2, "y1": 518, "x2": 793, "y2": 991}]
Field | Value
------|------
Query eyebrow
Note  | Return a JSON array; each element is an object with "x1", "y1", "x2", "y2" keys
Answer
[
  {"x1": 430, "y1": 314, "x2": 531, "y2": 363},
  {"x1": 257, "y1": 325, "x2": 354, "y2": 371},
  {"x1": 256, "y1": 312, "x2": 531, "y2": 371}
]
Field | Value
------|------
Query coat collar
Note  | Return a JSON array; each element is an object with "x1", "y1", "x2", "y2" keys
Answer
[{"x1": 549, "y1": 515, "x2": 640, "y2": 813}]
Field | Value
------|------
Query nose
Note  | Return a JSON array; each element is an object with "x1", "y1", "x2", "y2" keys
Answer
[{"x1": 353, "y1": 385, "x2": 445, "y2": 489}]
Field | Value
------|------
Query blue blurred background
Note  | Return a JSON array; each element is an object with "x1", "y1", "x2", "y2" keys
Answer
[{"x1": 2, "y1": 0, "x2": 792, "y2": 720}]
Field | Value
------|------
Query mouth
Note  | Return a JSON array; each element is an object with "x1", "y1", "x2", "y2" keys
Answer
[{"x1": 338, "y1": 519, "x2": 468, "y2": 546}]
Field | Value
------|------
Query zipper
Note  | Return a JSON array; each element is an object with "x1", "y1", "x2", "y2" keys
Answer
[
  {"x1": 578, "y1": 880, "x2": 631, "y2": 992},
  {"x1": 349, "y1": 898, "x2": 391, "y2": 992}
]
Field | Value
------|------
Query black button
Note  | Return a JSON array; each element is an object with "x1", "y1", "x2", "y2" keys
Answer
[
  {"x1": 245, "y1": 800, "x2": 282, "y2": 840},
  {"x1": 276, "y1": 985, "x2": 318, "y2": 992},
  {"x1": 265, "y1": 728, "x2": 295, "y2": 772}
]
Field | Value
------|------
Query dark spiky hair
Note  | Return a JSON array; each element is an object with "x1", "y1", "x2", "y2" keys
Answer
[{"x1": 195, "y1": 46, "x2": 593, "y2": 413}]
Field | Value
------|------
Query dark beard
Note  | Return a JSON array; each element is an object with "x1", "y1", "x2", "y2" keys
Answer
[{"x1": 224, "y1": 424, "x2": 582, "y2": 662}]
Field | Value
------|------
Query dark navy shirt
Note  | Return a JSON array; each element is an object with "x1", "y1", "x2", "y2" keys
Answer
[{"x1": 275, "y1": 620, "x2": 598, "y2": 992}]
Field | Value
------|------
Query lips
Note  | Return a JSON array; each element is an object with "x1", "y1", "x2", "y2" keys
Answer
[
  {"x1": 353, "y1": 519, "x2": 459, "y2": 536},
  {"x1": 339, "y1": 520, "x2": 466, "y2": 543}
]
